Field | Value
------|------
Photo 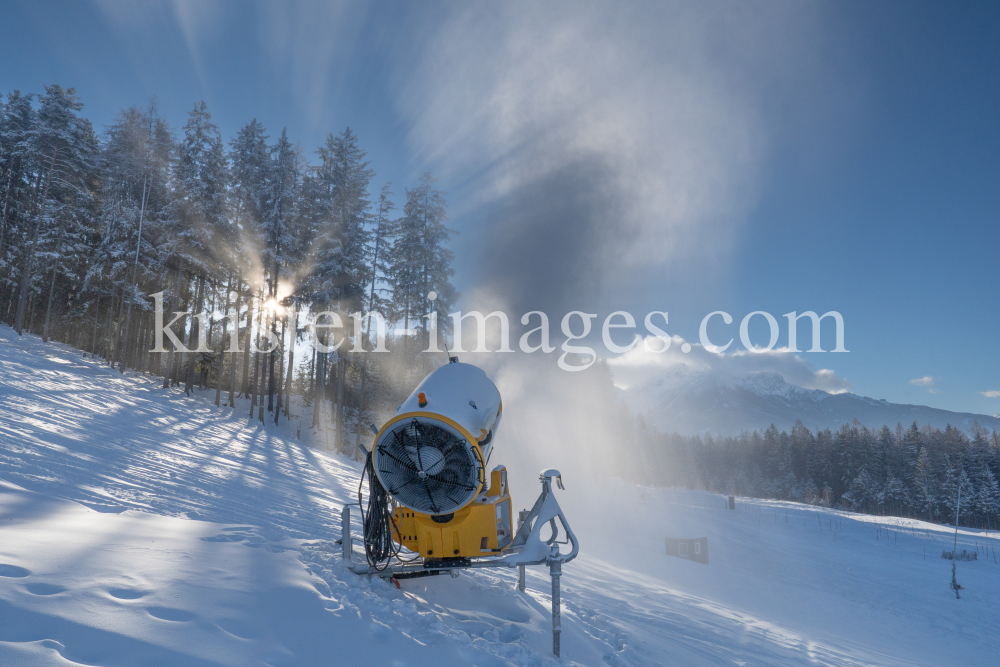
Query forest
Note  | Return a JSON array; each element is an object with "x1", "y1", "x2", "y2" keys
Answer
[
  {"x1": 628, "y1": 417, "x2": 1000, "y2": 530},
  {"x1": 0, "y1": 84, "x2": 455, "y2": 452}
]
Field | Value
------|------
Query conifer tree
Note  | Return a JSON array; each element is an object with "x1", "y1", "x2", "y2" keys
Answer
[
  {"x1": 386, "y1": 172, "x2": 456, "y2": 350},
  {"x1": 12, "y1": 85, "x2": 98, "y2": 336}
]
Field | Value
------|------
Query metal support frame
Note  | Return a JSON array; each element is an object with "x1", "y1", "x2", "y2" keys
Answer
[
  {"x1": 550, "y1": 559, "x2": 562, "y2": 656},
  {"x1": 342, "y1": 469, "x2": 578, "y2": 657},
  {"x1": 517, "y1": 510, "x2": 528, "y2": 592}
]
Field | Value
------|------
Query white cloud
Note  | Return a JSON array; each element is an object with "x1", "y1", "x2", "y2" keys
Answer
[
  {"x1": 607, "y1": 335, "x2": 851, "y2": 394},
  {"x1": 910, "y1": 376, "x2": 934, "y2": 387},
  {"x1": 981, "y1": 390, "x2": 1000, "y2": 398}
]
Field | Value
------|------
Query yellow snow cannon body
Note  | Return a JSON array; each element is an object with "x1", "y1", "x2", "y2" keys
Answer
[{"x1": 372, "y1": 360, "x2": 512, "y2": 560}]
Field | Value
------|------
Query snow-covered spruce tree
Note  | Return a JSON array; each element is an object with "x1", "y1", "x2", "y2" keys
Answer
[
  {"x1": 227, "y1": 119, "x2": 266, "y2": 404},
  {"x1": 385, "y1": 172, "x2": 456, "y2": 378},
  {"x1": 228, "y1": 118, "x2": 271, "y2": 399},
  {"x1": 303, "y1": 127, "x2": 374, "y2": 450},
  {"x1": 975, "y1": 465, "x2": 1000, "y2": 529},
  {"x1": 263, "y1": 128, "x2": 301, "y2": 421},
  {"x1": 9, "y1": 86, "x2": 98, "y2": 337},
  {"x1": 83, "y1": 103, "x2": 173, "y2": 368},
  {"x1": 0, "y1": 91, "x2": 38, "y2": 324},
  {"x1": 308, "y1": 127, "x2": 374, "y2": 310},
  {"x1": 346, "y1": 182, "x2": 398, "y2": 448},
  {"x1": 162, "y1": 101, "x2": 228, "y2": 393},
  {"x1": 913, "y1": 446, "x2": 938, "y2": 522}
]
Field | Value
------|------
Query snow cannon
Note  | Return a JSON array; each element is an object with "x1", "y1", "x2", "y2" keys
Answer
[
  {"x1": 372, "y1": 360, "x2": 510, "y2": 558},
  {"x1": 345, "y1": 358, "x2": 579, "y2": 656}
]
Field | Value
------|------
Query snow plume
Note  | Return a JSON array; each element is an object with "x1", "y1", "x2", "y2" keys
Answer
[
  {"x1": 607, "y1": 335, "x2": 852, "y2": 394},
  {"x1": 464, "y1": 352, "x2": 641, "y2": 501},
  {"x1": 398, "y1": 1, "x2": 822, "y2": 317},
  {"x1": 388, "y1": 2, "x2": 836, "y2": 479}
]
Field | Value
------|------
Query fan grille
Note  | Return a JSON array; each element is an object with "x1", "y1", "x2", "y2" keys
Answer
[{"x1": 375, "y1": 418, "x2": 480, "y2": 514}]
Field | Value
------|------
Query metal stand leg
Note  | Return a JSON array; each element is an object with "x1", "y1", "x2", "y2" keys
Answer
[
  {"x1": 517, "y1": 511, "x2": 528, "y2": 592},
  {"x1": 341, "y1": 505, "x2": 352, "y2": 561},
  {"x1": 550, "y1": 560, "x2": 561, "y2": 657}
]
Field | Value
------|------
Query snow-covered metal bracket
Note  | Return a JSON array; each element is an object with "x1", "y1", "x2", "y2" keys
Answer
[{"x1": 341, "y1": 468, "x2": 578, "y2": 656}]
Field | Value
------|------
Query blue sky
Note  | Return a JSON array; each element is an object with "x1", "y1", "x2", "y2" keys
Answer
[{"x1": 2, "y1": 1, "x2": 997, "y2": 415}]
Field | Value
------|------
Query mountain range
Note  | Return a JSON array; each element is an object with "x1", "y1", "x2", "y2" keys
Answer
[{"x1": 619, "y1": 371, "x2": 1000, "y2": 437}]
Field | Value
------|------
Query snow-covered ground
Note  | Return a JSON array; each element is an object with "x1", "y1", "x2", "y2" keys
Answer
[{"x1": 0, "y1": 325, "x2": 997, "y2": 666}]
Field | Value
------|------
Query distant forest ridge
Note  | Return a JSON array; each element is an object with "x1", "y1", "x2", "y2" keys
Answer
[{"x1": 630, "y1": 418, "x2": 1000, "y2": 530}]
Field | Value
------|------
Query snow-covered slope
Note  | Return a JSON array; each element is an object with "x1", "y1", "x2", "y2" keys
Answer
[
  {"x1": 1, "y1": 326, "x2": 997, "y2": 666},
  {"x1": 621, "y1": 370, "x2": 1000, "y2": 436}
]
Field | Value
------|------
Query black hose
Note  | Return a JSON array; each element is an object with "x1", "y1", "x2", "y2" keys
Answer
[{"x1": 359, "y1": 450, "x2": 397, "y2": 570}]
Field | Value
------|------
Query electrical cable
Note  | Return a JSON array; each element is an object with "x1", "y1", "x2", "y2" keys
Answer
[
  {"x1": 358, "y1": 449, "x2": 419, "y2": 570},
  {"x1": 358, "y1": 450, "x2": 395, "y2": 570}
]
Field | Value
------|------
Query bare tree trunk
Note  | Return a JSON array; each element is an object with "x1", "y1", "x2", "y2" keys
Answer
[
  {"x1": 205, "y1": 280, "x2": 216, "y2": 352},
  {"x1": 41, "y1": 257, "x2": 60, "y2": 342},
  {"x1": 266, "y1": 254, "x2": 279, "y2": 413},
  {"x1": 309, "y1": 348, "x2": 318, "y2": 428},
  {"x1": 112, "y1": 289, "x2": 129, "y2": 365},
  {"x1": 267, "y1": 305, "x2": 277, "y2": 414},
  {"x1": 170, "y1": 275, "x2": 193, "y2": 386},
  {"x1": 0, "y1": 166, "x2": 14, "y2": 262},
  {"x1": 116, "y1": 176, "x2": 148, "y2": 370},
  {"x1": 312, "y1": 348, "x2": 324, "y2": 429},
  {"x1": 227, "y1": 278, "x2": 242, "y2": 408},
  {"x1": 90, "y1": 296, "x2": 101, "y2": 356},
  {"x1": 28, "y1": 297, "x2": 37, "y2": 335},
  {"x1": 256, "y1": 309, "x2": 268, "y2": 424},
  {"x1": 184, "y1": 274, "x2": 205, "y2": 396},
  {"x1": 335, "y1": 354, "x2": 346, "y2": 453},
  {"x1": 162, "y1": 266, "x2": 181, "y2": 389},
  {"x1": 249, "y1": 289, "x2": 263, "y2": 417},
  {"x1": 215, "y1": 274, "x2": 233, "y2": 407},
  {"x1": 14, "y1": 148, "x2": 59, "y2": 335},
  {"x1": 135, "y1": 315, "x2": 149, "y2": 373},
  {"x1": 104, "y1": 293, "x2": 117, "y2": 362},
  {"x1": 41, "y1": 212, "x2": 71, "y2": 343},
  {"x1": 241, "y1": 284, "x2": 254, "y2": 397},
  {"x1": 283, "y1": 306, "x2": 295, "y2": 419},
  {"x1": 275, "y1": 313, "x2": 286, "y2": 425}
]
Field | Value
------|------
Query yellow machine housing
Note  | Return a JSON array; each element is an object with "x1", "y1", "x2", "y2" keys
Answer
[{"x1": 393, "y1": 466, "x2": 513, "y2": 558}]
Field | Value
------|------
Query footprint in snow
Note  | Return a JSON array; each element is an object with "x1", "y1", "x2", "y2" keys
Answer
[
  {"x1": 25, "y1": 583, "x2": 66, "y2": 595},
  {"x1": 108, "y1": 588, "x2": 149, "y2": 600},
  {"x1": 0, "y1": 564, "x2": 30, "y2": 578}
]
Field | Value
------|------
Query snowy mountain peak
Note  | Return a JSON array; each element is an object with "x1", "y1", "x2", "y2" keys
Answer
[
  {"x1": 621, "y1": 366, "x2": 1000, "y2": 436},
  {"x1": 733, "y1": 372, "x2": 794, "y2": 397}
]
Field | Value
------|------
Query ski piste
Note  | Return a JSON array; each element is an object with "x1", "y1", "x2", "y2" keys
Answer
[{"x1": 2, "y1": 326, "x2": 998, "y2": 666}]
